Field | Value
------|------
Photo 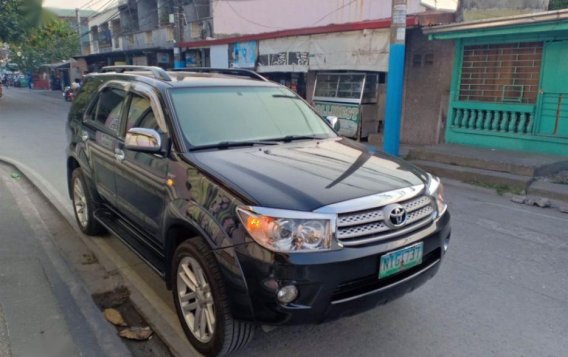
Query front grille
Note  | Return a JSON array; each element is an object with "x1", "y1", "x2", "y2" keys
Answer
[{"x1": 336, "y1": 195, "x2": 434, "y2": 246}]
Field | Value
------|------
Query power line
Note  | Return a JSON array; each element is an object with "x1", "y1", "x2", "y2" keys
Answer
[
  {"x1": 224, "y1": 0, "x2": 283, "y2": 30},
  {"x1": 312, "y1": 0, "x2": 359, "y2": 25}
]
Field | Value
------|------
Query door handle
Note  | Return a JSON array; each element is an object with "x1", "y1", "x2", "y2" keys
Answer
[
  {"x1": 114, "y1": 148, "x2": 125, "y2": 162},
  {"x1": 81, "y1": 130, "x2": 89, "y2": 142}
]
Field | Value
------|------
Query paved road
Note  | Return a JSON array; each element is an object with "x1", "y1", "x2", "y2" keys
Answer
[{"x1": 1, "y1": 88, "x2": 568, "y2": 356}]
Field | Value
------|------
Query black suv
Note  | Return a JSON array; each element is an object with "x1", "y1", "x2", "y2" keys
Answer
[{"x1": 66, "y1": 66, "x2": 451, "y2": 356}]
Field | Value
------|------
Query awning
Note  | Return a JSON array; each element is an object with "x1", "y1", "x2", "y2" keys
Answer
[
  {"x1": 424, "y1": 9, "x2": 568, "y2": 40},
  {"x1": 258, "y1": 28, "x2": 390, "y2": 73}
]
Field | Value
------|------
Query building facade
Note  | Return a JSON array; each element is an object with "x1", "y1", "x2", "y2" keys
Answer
[
  {"x1": 426, "y1": 9, "x2": 568, "y2": 156},
  {"x1": 80, "y1": 0, "x2": 199, "y2": 71},
  {"x1": 180, "y1": 0, "x2": 442, "y2": 140}
]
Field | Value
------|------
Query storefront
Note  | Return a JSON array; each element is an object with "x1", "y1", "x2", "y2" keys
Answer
[
  {"x1": 256, "y1": 29, "x2": 390, "y2": 138},
  {"x1": 180, "y1": 22, "x2": 399, "y2": 140},
  {"x1": 426, "y1": 10, "x2": 568, "y2": 156},
  {"x1": 312, "y1": 72, "x2": 383, "y2": 139}
]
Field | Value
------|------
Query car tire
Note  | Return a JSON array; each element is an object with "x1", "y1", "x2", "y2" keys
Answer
[
  {"x1": 172, "y1": 238, "x2": 255, "y2": 356},
  {"x1": 71, "y1": 168, "x2": 104, "y2": 236}
]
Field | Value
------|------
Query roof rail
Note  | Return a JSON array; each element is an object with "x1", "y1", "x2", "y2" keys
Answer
[
  {"x1": 170, "y1": 67, "x2": 269, "y2": 82},
  {"x1": 101, "y1": 65, "x2": 172, "y2": 81}
]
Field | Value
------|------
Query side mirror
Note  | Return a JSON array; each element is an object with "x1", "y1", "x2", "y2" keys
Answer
[
  {"x1": 125, "y1": 128, "x2": 162, "y2": 153},
  {"x1": 324, "y1": 115, "x2": 340, "y2": 131}
]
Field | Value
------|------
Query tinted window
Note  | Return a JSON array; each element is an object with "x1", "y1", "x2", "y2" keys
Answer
[
  {"x1": 170, "y1": 86, "x2": 335, "y2": 147},
  {"x1": 125, "y1": 94, "x2": 158, "y2": 132},
  {"x1": 93, "y1": 88, "x2": 126, "y2": 132}
]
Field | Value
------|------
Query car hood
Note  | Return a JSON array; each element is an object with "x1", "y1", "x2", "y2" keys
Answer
[{"x1": 186, "y1": 138, "x2": 428, "y2": 212}]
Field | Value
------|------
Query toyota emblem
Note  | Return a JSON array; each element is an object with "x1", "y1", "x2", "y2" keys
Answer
[{"x1": 383, "y1": 204, "x2": 408, "y2": 228}]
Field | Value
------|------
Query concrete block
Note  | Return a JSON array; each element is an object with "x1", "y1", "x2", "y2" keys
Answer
[
  {"x1": 407, "y1": 144, "x2": 568, "y2": 177},
  {"x1": 411, "y1": 159, "x2": 532, "y2": 193},
  {"x1": 527, "y1": 180, "x2": 568, "y2": 203}
]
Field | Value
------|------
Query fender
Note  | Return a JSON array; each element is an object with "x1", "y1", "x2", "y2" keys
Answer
[{"x1": 162, "y1": 199, "x2": 256, "y2": 322}]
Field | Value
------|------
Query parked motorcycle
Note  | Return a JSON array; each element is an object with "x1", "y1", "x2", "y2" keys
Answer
[{"x1": 63, "y1": 86, "x2": 74, "y2": 101}]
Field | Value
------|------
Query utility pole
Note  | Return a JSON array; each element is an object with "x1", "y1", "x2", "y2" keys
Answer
[
  {"x1": 173, "y1": 0, "x2": 184, "y2": 68},
  {"x1": 383, "y1": 0, "x2": 407, "y2": 156},
  {"x1": 76, "y1": 8, "x2": 83, "y2": 56}
]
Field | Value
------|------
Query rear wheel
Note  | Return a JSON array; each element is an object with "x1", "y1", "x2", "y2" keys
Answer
[
  {"x1": 172, "y1": 238, "x2": 255, "y2": 356},
  {"x1": 71, "y1": 168, "x2": 104, "y2": 235}
]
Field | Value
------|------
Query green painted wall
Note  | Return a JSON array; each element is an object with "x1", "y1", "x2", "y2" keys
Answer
[{"x1": 444, "y1": 23, "x2": 568, "y2": 156}]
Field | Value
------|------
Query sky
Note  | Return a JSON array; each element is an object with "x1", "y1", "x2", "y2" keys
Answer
[{"x1": 43, "y1": 0, "x2": 117, "y2": 10}]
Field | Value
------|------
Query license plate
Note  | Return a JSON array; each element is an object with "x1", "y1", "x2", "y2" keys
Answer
[{"x1": 379, "y1": 242, "x2": 423, "y2": 279}]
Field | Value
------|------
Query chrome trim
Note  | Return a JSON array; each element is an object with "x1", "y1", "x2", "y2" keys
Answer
[
  {"x1": 314, "y1": 184, "x2": 425, "y2": 214},
  {"x1": 336, "y1": 195, "x2": 431, "y2": 228},
  {"x1": 339, "y1": 217, "x2": 434, "y2": 247},
  {"x1": 330, "y1": 259, "x2": 441, "y2": 304},
  {"x1": 125, "y1": 128, "x2": 162, "y2": 152},
  {"x1": 338, "y1": 209, "x2": 385, "y2": 228},
  {"x1": 130, "y1": 82, "x2": 168, "y2": 133},
  {"x1": 241, "y1": 206, "x2": 336, "y2": 221}
]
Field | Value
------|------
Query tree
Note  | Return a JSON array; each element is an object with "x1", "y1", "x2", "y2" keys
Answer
[
  {"x1": 0, "y1": 0, "x2": 45, "y2": 43},
  {"x1": 12, "y1": 19, "x2": 80, "y2": 73}
]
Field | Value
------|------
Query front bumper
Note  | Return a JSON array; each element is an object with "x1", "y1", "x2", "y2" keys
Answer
[{"x1": 232, "y1": 211, "x2": 451, "y2": 325}]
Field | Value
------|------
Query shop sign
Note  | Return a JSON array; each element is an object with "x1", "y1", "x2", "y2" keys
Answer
[
  {"x1": 258, "y1": 52, "x2": 310, "y2": 67},
  {"x1": 157, "y1": 52, "x2": 170, "y2": 64},
  {"x1": 229, "y1": 41, "x2": 257, "y2": 68},
  {"x1": 313, "y1": 101, "x2": 360, "y2": 138},
  {"x1": 185, "y1": 51, "x2": 198, "y2": 66}
]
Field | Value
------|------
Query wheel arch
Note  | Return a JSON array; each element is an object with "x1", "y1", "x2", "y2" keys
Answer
[{"x1": 163, "y1": 216, "x2": 256, "y2": 322}]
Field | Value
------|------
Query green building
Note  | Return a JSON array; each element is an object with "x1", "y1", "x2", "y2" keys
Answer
[{"x1": 425, "y1": 9, "x2": 568, "y2": 156}]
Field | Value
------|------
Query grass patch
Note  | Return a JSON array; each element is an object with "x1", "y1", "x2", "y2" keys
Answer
[{"x1": 465, "y1": 180, "x2": 525, "y2": 196}]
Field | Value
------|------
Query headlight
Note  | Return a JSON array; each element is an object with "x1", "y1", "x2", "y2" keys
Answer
[
  {"x1": 236, "y1": 207, "x2": 335, "y2": 252},
  {"x1": 427, "y1": 175, "x2": 447, "y2": 217}
]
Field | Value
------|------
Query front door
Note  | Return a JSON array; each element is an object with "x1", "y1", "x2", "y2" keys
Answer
[
  {"x1": 537, "y1": 41, "x2": 568, "y2": 137},
  {"x1": 114, "y1": 90, "x2": 168, "y2": 239}
]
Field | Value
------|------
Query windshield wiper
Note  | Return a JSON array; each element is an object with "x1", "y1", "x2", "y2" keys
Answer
[
  {"x1": 268, "y1": 135, "x2": 328, "y2": 143},
  {"x1": 189, "y1": 140, "x2": 280, "y2": 151}
]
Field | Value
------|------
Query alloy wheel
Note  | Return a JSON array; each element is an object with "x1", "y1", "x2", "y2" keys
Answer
[
  {"x1": 177, "y1": 256, "x2": 216, "y2": 343},
  {"x1": 73, "y1": 177, "x2": 88, "y2": 228}
]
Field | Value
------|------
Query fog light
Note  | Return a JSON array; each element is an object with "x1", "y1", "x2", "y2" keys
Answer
[
  {"x1": 444, "y1": 235, "x2": 450, "y2": 252},
  {"x1": 276, "y1": 285, "x2": 298, "y2": 304}
]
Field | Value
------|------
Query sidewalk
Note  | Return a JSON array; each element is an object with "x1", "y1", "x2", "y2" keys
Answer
[
  {"x1": 405, "y1": 143, "x2": 568, "y2": 206},
  {"x1": 0, "y1": 164, "x2": 131, "y2": 357}
]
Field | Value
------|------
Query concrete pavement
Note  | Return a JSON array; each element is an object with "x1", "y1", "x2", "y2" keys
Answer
[
  {"x1": 0, "y1": 163, "x2": 131, "y2": 357},
  {"x1": 1, "y1": 87, "x2": 568, "y2": 356}
]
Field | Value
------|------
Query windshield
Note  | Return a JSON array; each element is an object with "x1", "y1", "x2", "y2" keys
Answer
[{"x1": 170, "y1": 86, "x2": 337, "y2": 148}]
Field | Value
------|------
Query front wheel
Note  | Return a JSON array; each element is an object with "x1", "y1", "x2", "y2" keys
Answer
[{"x1": 172, "y1": 238, "x2": 255, "y2": 356}]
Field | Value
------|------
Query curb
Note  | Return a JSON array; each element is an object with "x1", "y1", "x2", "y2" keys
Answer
[
  {"x1": 0, "y1": 156, "x2": 131, "y2": 357},
  {"x1": 0, "y1": 156, "x2": 196, "y2": 356}
]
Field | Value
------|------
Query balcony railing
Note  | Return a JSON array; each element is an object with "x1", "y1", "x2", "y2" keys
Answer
[{"x1": 449, "y1": 102, "x2": 535, "y2": 135}]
